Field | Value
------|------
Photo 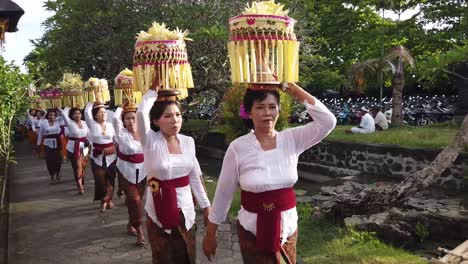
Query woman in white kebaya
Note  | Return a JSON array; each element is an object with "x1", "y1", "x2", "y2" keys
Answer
[
  {"x1": 84, "y1": 102, "x2": 117, "y2": 212},
  {"x1": 203, "y1": 83, "x2": 337, "y2": 264},
  {"x1": 61, "y1": 107, "x2": 90, "y2": 194},
  {"x1": 31, "y1": 109, "x2": 46, "y2": 158},
  {"x1": 137, "y1": 80, "x2": 211, "y2": 264},
  {"x1": 112, "y1": 102, "x2": 147, "y2": 246},
  {"x1": 37, "y1": 109, "x2": 63, "y2": 184}
]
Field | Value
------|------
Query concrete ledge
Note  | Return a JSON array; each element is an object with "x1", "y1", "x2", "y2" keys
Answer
[{"x1": 194, "y1": 132, "x2": 467, "y2": 190}]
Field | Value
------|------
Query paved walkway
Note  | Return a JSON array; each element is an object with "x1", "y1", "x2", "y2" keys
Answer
[{"x1": 8, "y1": 141, "x2": 241, "y2": 264}]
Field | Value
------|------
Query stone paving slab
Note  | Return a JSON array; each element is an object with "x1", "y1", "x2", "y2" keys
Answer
[{"x1": 8, "y1": 141, "x2": 241, "y2": 264}]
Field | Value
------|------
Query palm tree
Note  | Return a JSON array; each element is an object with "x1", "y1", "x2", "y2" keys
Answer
[{"x1": 351, "y1": 45, "x2": 415, "y2": 126}]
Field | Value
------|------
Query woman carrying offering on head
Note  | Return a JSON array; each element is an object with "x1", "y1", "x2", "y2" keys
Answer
[
  {"x1": 203, "y1": 83, "x2": 337, "y2": 264},
  {"x1": 37, "y1": 109, "x2": 63, "y2": 184},
  {"x1": 137, "y1": 78, "x2": 211, "y2": 263},
  {"x1": 61, "y1": 107, "x2": 90, "y2": 194},
  {"x1": 112, "y1": 99, "x2": 147, "y2": 246},
  {"x1": 84, "y1": 100, "x2": 117, "y2": 212}
]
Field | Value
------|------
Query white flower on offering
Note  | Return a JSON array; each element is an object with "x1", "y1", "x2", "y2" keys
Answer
[
  {"x1": 119, "y1": 68, "x2": 133, "y2": 77},
  {"x1": 85, "y1": 77, "x2": 100, "y2": 88},
  {"x1": 136, "y1": 31, "x2": 151, "y2": 41},
  {"x1": 136, "y1": 22, "x2": 191, "y2": 41},
  {"x1": 60, "y1": 73, "x2": 83, "y2": 90},
  {"x1": 99, "y1": 79, "x2": 108, "y2": 90},
  {"x1": 243, "y1": 0, "x2": 289, "y2": 16}
]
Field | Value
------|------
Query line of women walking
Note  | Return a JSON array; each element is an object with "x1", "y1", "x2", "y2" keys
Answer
[
  {"x1": 136, "y1": 79, "x2": 335, "y2": 263},
  {"x1": 29, "y1": 78, "x2": 336, "y2": 263}
]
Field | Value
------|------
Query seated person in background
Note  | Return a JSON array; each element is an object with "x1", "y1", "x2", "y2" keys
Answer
[
  {"x1": 346, "y1": 106, "x2": 375, "y2": 134},
  {"x1": 372, "y1": 106, "x2": 389, "y2": 131}
]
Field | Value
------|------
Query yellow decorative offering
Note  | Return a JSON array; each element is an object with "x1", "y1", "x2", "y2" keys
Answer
[
  {"x1": 60, "y1": 73, "x2": 86, "y2": 108},
  {"x1": 84, "y1": 77, "x2": 110, "y2": 103},
  {"x1": 114, "y1": 68, "x2": 142, "y2": 107},
  {"x1": 133, "y1": 22, "x2": 194, "y2": 99},
  {"x1": 228, "y1": 0, "x2": 299, "y2": 84}
]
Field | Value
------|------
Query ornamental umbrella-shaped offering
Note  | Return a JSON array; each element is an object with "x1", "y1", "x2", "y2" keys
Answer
[
  {"x1": 84, "y1": 77, "x2": 110, "y2": 104},
  {"x1": 133, "y1": 22, "x2": 194, "y2": 98},
  {"x1": 228, "y1": 0, "x2": 299, "y2": 86},
  {"x1": 60, "y1": 73, "x2": 86, "y2": 108},
  {"x1": 114, "y1": 68, "x2": 142, "y2": 106},
  {"x1": 39, "y1": 83, "x2": 63, "y2": 109}
]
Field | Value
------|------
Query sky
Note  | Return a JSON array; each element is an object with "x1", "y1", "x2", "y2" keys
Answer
[
  {"x1": 1, "y1": 0, "x2": 52, "y2": 72},
  {"x1": 0, "y1": 1, "x2": 420, "y2": 73}
]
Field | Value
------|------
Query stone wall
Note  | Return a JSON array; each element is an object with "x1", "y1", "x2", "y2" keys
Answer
[
  {"x1": 194, "y1": 132, "x2": 468, "y2": 190},
  {"x1": 300, "y1": 140, "x2": 468, "y2": 190}
]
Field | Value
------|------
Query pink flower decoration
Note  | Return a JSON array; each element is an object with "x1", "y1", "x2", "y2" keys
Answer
[
  {"x1": 247, "y1": 18, "x2": 256, "y2": 26},
  {"x1": 239, "y1": 104, "x2": 249, "y2": 120}
]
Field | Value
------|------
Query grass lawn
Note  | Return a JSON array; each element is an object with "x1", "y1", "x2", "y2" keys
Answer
[
  {"x1": 203, "y1": 176, "x2": 427, "y2": 264},
  {"x1": 324, "y1": 122, "x2": 462, "y2": 150},
  {"x1": 185, "y1": 118, "x2": 463, "y2": 151},
  {"x1": 204, "y1": 175, "x2": 241, "y2": 218},
  {"x1": 296, "y1": 215, "x2": 426, "y2": 264}
]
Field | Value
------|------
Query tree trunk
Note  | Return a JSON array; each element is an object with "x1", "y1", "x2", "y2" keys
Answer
[
  {"x1": 454, "y1": 62, "x2": 468, "y2": 115},
  {"x1": 328, "y1": 114, "x2": 468, "y2": 216},
  {"x1": 391, "y1": 71, "x2": 404, "y2": 126},
  {"x1": 391, "y1": 113, "x2": 468, "y2": 200}
]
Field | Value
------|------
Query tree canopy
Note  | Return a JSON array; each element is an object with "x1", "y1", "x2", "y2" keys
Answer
[{"x1": 24, "y1": 0, "x2": 466, "y2": 95}]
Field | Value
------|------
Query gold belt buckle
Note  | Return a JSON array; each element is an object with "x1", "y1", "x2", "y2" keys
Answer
[
  {"x1": 262, "y1": 202, "x2": 275, "y2": 212},
  {"x1": 148, "y1": 178, "x2": 160, "y2": 193}
]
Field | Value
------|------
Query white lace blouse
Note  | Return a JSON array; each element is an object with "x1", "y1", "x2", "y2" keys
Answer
[
  {"x1": 209, "y1": 99, "x2": 337, "y2": 244},
  {"x1": 112, "y1": 107, "x2": 146, "y2": 183},
  {"x1": 37, "y1": 119, "x2": 63, "y2": 149},
  {"x1": 137, "y1": 90, "x2": 211, "y2": 232},
  {"x1": 62, "y1": 107, "x2": 90, "y2": 153},
  {"x1": 31, "y1": 118, "x2": 43, "y2": 132},
  {"x1": 84, "y1": 102, "x2": 116, "y2": 167}
]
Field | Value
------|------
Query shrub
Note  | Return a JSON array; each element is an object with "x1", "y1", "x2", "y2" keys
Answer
[
  {"x1": 218, "y1": 84, "x2": 292, "y2": 143},
  {"x1": 414, "y1": 222, "x2": 429, "y2": 243},
  {"x1": 0, "y1": 57, "x2": 31, "y2": 164}
]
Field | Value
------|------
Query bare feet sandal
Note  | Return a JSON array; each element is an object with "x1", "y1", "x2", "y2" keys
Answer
[
  {"x1": 136, "y1": 231, "x2": 146, "y2": 247},
  {"x1": 135, "y1": 227, "x2": 145, "y2": 247},
  {"x1": 100, "y1": 202, "x2": 107, "y2": 212},
  {"x1": 127, "y1": 224, "x2": 137, "y2": 236},
  {"x1": 106, "y1": 200, "x2": 115, "y2": 209},
  {"x1": 135, "y1": 239, "x2": 146, "y2": 247}
]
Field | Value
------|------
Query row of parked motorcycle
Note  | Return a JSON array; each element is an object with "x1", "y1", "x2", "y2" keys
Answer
[
  {"x1": 181, "y1": 89, "x2": 458, "y2": 128},
  {"x1": 290, "y1": 95, "x2": 458, "y2": 127}
]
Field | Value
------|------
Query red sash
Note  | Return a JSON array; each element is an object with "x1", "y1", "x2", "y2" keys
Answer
[
  {"x1": 92, "y1": 142, "x2": 114, "y2": 157},
  {"x1": 118, "y1": 151, "x2": 144, "y2": 163},
  {"x1": 241, "y1": 187, "x2": 296, "y2": 253},
  {"x1": 148, "y1": 176, "x2": 189, "y2": 229},
  {"x1": 60, "y1": 125, "x2": 66, "y2": 136},
  {"x1": 69, "y1": 137, "x2": 87, "y2": 160}
]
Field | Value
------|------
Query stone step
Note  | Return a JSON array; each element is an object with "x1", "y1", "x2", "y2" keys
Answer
[
  {"x1": 298, "y1": 170, "x2": 334, "y2": 183},
  {"x1": 298, "y1": 161, "x2": 361, "y2": 178}
]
